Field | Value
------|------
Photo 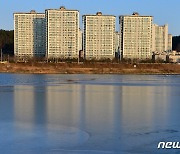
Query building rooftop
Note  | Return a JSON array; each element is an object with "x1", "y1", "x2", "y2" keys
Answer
[
  {"x1": 83, "y1": 12, "x2": 116, "y2": 17},
  {"x1": 45, "y1": 6, "x2": 79, "y2": 12},
  {"x1": 14, "y1": 10, "x2": 44, "y2": 15},
  {"x1": 132, "y1": 12, "x2": 139, "y2": 16},
  {"x1": 153, "y1": 23, "x2": 168, "y2": 27},
  {"x1": 119, "y1": 12, "x2": 153, "y2": 17}
]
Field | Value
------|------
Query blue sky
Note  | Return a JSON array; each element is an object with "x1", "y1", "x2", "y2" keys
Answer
[{"x1": 0, "y1": 0, "x2": 179, "y2": 36}]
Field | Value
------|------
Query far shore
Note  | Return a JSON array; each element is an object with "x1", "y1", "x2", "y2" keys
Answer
[{"x1": 0, "y1": 63, "x2": 180, "y2": 75}]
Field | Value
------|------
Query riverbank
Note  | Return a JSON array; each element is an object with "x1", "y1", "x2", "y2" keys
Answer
[{"x1": 0, "y1": 63, "x2": 180, "y2": 74}]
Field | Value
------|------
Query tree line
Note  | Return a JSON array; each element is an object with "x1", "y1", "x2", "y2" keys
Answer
[
  {"x1": 0, "y1": 29, "x2": 14, "y2": 55},
  {"x1": 0, "y1": 29, "x2": 180, "y2": 55},
  {"x1": 172, "y1": 36, "x2": 180, "y2": 52}
]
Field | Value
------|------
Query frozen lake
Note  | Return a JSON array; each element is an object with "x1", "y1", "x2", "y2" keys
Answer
[{"x1": 0, "y1": 74, "x2": 180, "y2": 153}]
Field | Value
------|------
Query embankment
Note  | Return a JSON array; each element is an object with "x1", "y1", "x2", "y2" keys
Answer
[{"x1": 0, "y1": 63, "x2": 180, "y2": 74}]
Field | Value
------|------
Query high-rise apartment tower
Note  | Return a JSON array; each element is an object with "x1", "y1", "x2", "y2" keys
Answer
[
  {"x1": 45, "y1": 6, "x2": 79, "y2": 58},
  {"x1": 14, "y1": 10, "x2": 46, "y2": 57},
  {"x1": 152, "y1": 24, "x2": 172, "y2": 53},
  {"x1": 83, "y1": 12, "x2": 116, "y2": 59},
  {"x1": 119, "y1": 12, "x2": 153, "y2": 59}
]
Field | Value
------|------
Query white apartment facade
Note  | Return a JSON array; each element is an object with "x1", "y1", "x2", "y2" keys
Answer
[
  {"x1": 78, "y1": 28, "x2": 83, "y2": 52},
  {"x1": 14, "y1": 10, "x2": 46, "y2": 57},
  {"x1": 45, "y1": 6, "x2": 79, "y2": 58},
  {"x1": 119, "y1": 12, "x2": 153, "y2": 59},
  {"x1": 83, "y1": 12, "x2": 116, "y2": 59},
  {"x1": 152, "y1": 24, "x2": 169, "y2": 53}
]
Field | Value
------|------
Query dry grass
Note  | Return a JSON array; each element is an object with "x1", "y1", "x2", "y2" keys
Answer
[{"x1": 0, "y1": 63, "x2": 180, "y2": 74}]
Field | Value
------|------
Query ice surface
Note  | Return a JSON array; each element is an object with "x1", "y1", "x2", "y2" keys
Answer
[{"x1": 0, "y1": 74, "x2": 180, "y2": 153}]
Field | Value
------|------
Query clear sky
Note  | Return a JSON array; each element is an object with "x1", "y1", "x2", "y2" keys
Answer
[{"x1": 0, "y1": 0, "x2": 179, "y2": 36}]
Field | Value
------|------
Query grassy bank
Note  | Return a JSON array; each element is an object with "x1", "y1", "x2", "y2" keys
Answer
[{"x1": 0, "y1": 63, "x2": 180, "y2": 74}]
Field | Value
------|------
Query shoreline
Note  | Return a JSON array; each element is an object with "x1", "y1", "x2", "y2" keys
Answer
[{"x1": 0, "y1": 63, "x2": 180, "y2": 75}]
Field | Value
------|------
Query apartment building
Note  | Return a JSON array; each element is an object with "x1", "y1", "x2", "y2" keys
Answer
[
  {"x1": 14, "y1": 10, "x2": 46, "y2": 57},
  {"x1": 119, "y1": 12, "x2": 153, "y2": 59},
  {"x1": 152, "y1": 24, "x2": 169, "y2": 53},
  {"x1": 115, "y1": 31, "x2": 120, "y2": 53},
  {"x1": 45, "y1": 6, "x2": 79, "y2": 58},
  {"x1": 168, "y1": 34, "x2": 172, "y2": 52},
  {"x1": 83, "y1": 12, "x2": 116, "y2": 59},
  {"x1": 78, "y1": 28, "x2": 83, "y2": 52}
]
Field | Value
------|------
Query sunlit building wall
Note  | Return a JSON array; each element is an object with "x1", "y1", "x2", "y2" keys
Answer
[
  {"x1": 119, "y1": 12, "x2": 153, "y2": 59},
  {"x1": 14, "y1": 10, "x2": 46, "y2": 57},
  {"x1": 152, "y1": 24, "x2": 169, "y2": 53},
  {"x1": 45, "y1": 6, "x2": 79, "y2": 58},
  {"x1": 168, "y1": 34, "x2": 172, "y2": 52},
  {"x1": 83, "y1": 12, "x2": 116, "y2": 59},
  {"x1": 78, "y1": 28, "x2": 83, "y2": 52}
]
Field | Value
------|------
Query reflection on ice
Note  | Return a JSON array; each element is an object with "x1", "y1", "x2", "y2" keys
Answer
[{"x1": 0, "y1": 74, "x2": 180, "y2": 153}]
